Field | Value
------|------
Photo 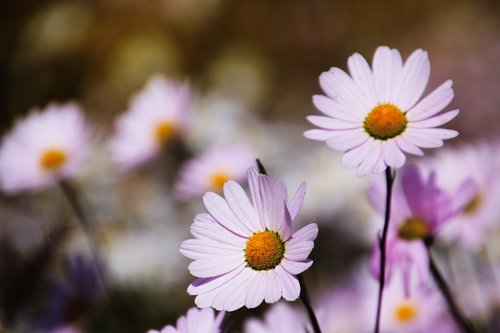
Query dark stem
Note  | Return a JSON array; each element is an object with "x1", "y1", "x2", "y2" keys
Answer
[
  {"x1": 426, "y1": 244, "x2": 475, "y2": 333},
  {"x1": 58, "y1": 180, "x2": 107, "y2": 294},
  {"x1": 298, "y1": 275, "x2": 322, "y2": 333},
  {"x1": 374, "y1": 168, "x2": 395, "y2": 333}
]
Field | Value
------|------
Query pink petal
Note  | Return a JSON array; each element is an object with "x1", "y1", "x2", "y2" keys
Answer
[
  {"x1": 180, "y1": 239, "x2": 242, "y2": 260},
  {"x1": 382, "y1": 140, "x2": 406, "y2": 168},
  {"x1": 289, "y1": 223, "x2": 318, "y2": 243},
  {"x1": 285, "y1": 240, "x2": 315, "y2": 261},
  {"x1": 203, "y1": 192, "x2": 253, "y2": 237},
  {"x1": 213, "y1": 268, "x2": 255, "y2": 311},
  {"x1": 341, "y1": 139, "x2": 374, "y2": 169},
  {"x1": 320, "y1": 69, "x2": 369, "y2": 116},
  {"x1": 357, "y1": 140, "x2": 383, "y2": 176},
  {"x1": 409, "y1": 109, "x2": 459, "y2": 128},
  {"x1": 288, "y1": 181, "x2": 306, "y2": 221},
  {"x1": 303, "y1": 129, "x2": 334, "y2": 141},
  {"x1": 190, "y1": 214, "x2": 246, "y2": 247},
  {"x1": 264, "y1": 270, "x2": 282, "y2": 303},
  {"x1": 396, "y1": 49, "x2": 430, "y2": 110},
  {"x1": 275, "y1": 266, "x2": 300, "y2": 301},
  {"x1": 281, "y1": 258, "x2": 313, "y2": 275},
  {"x1": 326, "y1": 128, "x2": 368, "y2": 152},
  {"x1": 395, "y1": 136, "x2": 424, "y2": 156},
  {"x1": 348, "y1": 53, "x2": 378, "y2": 105},
  {"x1": 223, "y1": 180, "x2": 262, "y2": 233},
  {"x1": 306, "y1": 115, "x2": 360, "y2": 130},
  {"x1": 244, "y1": 272, "x2": 267, "y2": 308},
  {"x1": 372, "y1": 46, "x2": 403, "y2": 103},
  {"x1": 312, "y1": 95, "x2": 361, "y2": 122},
  {"x1": 188, "y1": 263, "x2": 246, "y2": 295},
  {"x1": 406, "y1": 80, "x2": 454, "y2": 121},
  {"x1": 188, "y1": 256, "x2": 244, "y2": 278},
  {"x1": 402, "y1": 129, "x2": 445, "y2": 148}
]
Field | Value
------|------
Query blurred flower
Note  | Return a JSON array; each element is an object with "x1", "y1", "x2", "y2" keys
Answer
[
  {"x1": 33, "y1": 256, "x2": 102, "y2": 333},
  {"x1": 305, "y1": 46, "x2": 459, "y2": 176},
  {"x1": 174, "y1": 143, "x2": 255, "y2": 200},
  {"x1": 109, "y1": 76, "x2": 194, "y2": 171},
  {"x1": 244, "y1": 302, "x2": 306, "y2": 333},
  {"x1": 0, "y1": 103, "x2": 90, "y2": 193},
  {"x1": 368, "y1": 165, "x2": 476, "y2": 293},
  {"x1": 423, "y1": 140, "x2": 500, "y2": 251},
  {"x1": 147, "y1": 307, "x2": 224, "y2": 333},
  {"x1": 180, "y1": 168, "x2": 318, "y2": 311}
]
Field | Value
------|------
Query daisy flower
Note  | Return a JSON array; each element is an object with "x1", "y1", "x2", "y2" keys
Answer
[
  {"x1": 174, "y1": 143, "x2": 255, "y2": 200},
  {"x1": 180, "y1": 168, "x2": 319, "y2": 311},
  {"x1": 0, "y1": 103, "x2": 90, "y2": 193},
  {"x1": 147, "y1": 307, "x2": 224, "y2": 333},
  {"x1": 305, "y1": 46, "x2": 459, "y2": 176},
  {"x1": 109, "y1": 75, "x2": 194, "y2": 171},
  {"x1": 368, "y1": 165, "x2": 476, "y2": 294},
  {"x1": 244, "y1": 302, "x2": 307, "y2": 333},
  {"x1": 423, "y1": 140, "x2": 500, "y2": 251}
]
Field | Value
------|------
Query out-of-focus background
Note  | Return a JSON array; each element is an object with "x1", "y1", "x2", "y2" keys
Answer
[{"x1": 1, "y1": 0, "x2": 500, "y2": 332}]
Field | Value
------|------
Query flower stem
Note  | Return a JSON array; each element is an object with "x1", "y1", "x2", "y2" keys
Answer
[
  {"x1": 298, "y1": 274, "x2": 322, "y2": 333},
  {"x1": 58, "y1": 180, "x2": 107, "y2": 294},
  {"x1": 425, "y1": 244, "x2": 475, "y2": 333},
  {"x1": 374, "y1": 167, "x2": 395, "y2": 333}
]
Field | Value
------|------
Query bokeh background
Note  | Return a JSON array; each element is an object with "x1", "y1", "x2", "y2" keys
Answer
[{"x1": 1, "y1": 0, "x2": 500, "y2": 332}]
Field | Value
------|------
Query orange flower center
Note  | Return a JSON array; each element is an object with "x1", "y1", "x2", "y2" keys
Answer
[
  {"x1": 245, "y1": 231, "x2": 285, "y2": 271},
  {"x1": 154, "y1": 121, "x2": 175, "y2": 144},
  {"x1": 462, "y1": 193, "x2": 482, "y2": 216},
  {"x1": 397, "y1": 216, "x2": 429, "y2": 241},
  {"x1": 364, "y1": 103, "x2": 407, "y2": 140},
  {"x1": 40, "y1": 149, "x2": 67, "y2": 171},
  {"x1": 210, "y1": 172, "x2": 230, "y2": 191},
  {"x1": 395, "y1": 302, "x2": 417, "y2": 323}
]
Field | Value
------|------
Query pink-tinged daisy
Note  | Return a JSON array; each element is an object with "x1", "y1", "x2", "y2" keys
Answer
[
  {"x1": 147, "y1": 307, "x2": 224, "y2": 333},
  {"x1": 109, "y1": 75, "x2": 194, "y2": 171},
  {"x1": 368, "y1": 165, "x2": 476, "y2": 294},
  {"x1": 180, "y1": 168, "x2": 318, "y2": 311},
  {"x1": 174, "y1": 143, "x2": 255, "y2": 200},
  {"x1": 423, "y1": 141, "x2": 500, "y2": 251},
  {"x1": 244, "y1": 302, "x2": 307, "y2": 333},
  {"x1": 0, "y1": 103, "x2": 90, "y2": 193},
  {"x1": 305, "y1": 46, "x2": 459, "y2": 176}
]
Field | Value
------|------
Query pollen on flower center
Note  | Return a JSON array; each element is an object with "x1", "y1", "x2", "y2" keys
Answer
[
  {"x1": 397, "y1": 217, "x2": 429, "y2": 241},
  {"x1": 395, "y1": 303, "x2": 417, "y2": 323},
  {"x1": 154, "y1": 121, "x2": 175, "y2": 144},
  {"x1": 245, "y1": 231, "x2": 285, "y2": 271},
  {"x1": 210, "y1": 172, "x2": 230, "y2": 191},
  {"x1": 40, "y1": 149, "x2": 67, "y2": 171},
  {"x1": 364, "y1": 103, "x2": 407, "y2": 140}
]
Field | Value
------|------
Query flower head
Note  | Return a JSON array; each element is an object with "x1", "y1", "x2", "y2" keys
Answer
[
  {"x1": 244, "y1": 302, "x2": 306, "y2": 333},
  {"x1": 0, "y1": 103, "x2": 90, "y2": 193},
  {"x1": 180, "y1": 168, "x2": 318, "y2": 311},
  {"x1": 109, "y1": 76, "x2": 194, "y2": 171},
  {"x1": 305, "y1": 46, "x2": 459, "y2": 176},
  {"x1": 147, "y1": 307, "x2": 224, "y2": 333},
  {"x1": 368, "y1": 165, "x2": 476, "y2": 292},
  {"x1": 174, "y1": 144, "x2": 255, "y2": 200}
]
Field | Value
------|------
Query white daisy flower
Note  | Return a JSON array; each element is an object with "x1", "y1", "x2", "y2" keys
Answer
[
  {"x1": 0, "y1": 103, "x2": 90, "y2": 193},
  {"x1": 180, "y1": 168, "x2": 318, "y2": 311},
  {"x1": 305, "y1": 46, "x2": 459, "y2": 176},
  {"x1": 109, "y1": 75, "x2": 194, "y2": 171}
]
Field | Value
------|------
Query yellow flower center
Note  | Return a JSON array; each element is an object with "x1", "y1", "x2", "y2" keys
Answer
[
  {"x1": 154, "y1": 121, "x2": 175, "y2": 144},
  {"x1": 395, "y1": 302, "x2": 417, "y2": 323},
  {"x1": 245, "y1": 231, "x2": 285, "y2": 271},
  {"x1": 210, "y1": 172, "x2": 231, "y2": 191},
  {"x1": 364, "y1": 103, "x2": 407, "y2": 140},
  {"x1": 462, "y1": 193, "x2": 482, "y2": 216},
  {"x1": 397, "y1": 216, "x2": 429, "y2": 241},
  {"x1": 40, "y1": 149, "x2": 67, "y2": 171}
]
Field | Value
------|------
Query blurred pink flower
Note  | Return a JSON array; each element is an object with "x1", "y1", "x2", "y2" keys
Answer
[
  {"x1": 180, "y1": 168, "x2": 318, "y2": 311},
  {"x1": 368, "y1": 165, "x2": 477, "y2": 293},
  {"x1": 0, "y1": 103, "x2": 90, "y2": 193},
  {"x1": 174, "y1": 143, "x2": 255, "y2": 200},
  {"x1": 423, "y1": 140, "x2": 500, "y2": 251},
  {"x1": 109, "y1": 76, "x2": 194, "y2": 171},
  {"x1": 147, "y1": 307, "x2": 224, "y2": 333},
  {"x1": 305, "y1": 46, "x2": 459, "y2": 176},
  {"x1": 244, "y1": 302, "x2": 306, "y2": 333}
]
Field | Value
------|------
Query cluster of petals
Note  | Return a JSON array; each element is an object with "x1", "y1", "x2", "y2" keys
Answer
[
  {"x1": 0, "y1": 103, "x2": 90, "y2": 193},
  {"x1": 423, "y1": 140, "x2": 500, "y2": 251},
  {"x1": 244, "y1": 302, "x2": 306, "y2": 333},
  {"x1": 368, "y1": 165, "x2": 477, "y2": 294},
  {"x1": 174, "y1": 143, "x2": 255, "y2": 200},
  {"x1": 180, "y1": 168, "x2": 318, "y2": 311},
  {"x1": 147, "y1": 307, "x2": 224, "y2": 333},
  {"x1": 305, "y1": 46, "x2": 459, "y2": 176},
  {"x1": 109, "y1": 75, "x2": 194, "y2": 171}
]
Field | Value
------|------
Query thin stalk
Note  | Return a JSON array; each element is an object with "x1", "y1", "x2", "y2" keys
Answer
[
  {"x1": 426, "y1": 245, "x2": 475, "y2": 333},
  {"x1": 298, "y1": 274, "x2": 322, "y2": 333},
  {"x1": 374, "y1": 168, "x2": 395, "y2": 333}
]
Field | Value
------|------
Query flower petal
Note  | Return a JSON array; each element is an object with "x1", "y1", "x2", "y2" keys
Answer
[
  {"x1": 357, "y1": 140, "x2": 383, "y2": 176},
  {"x1": 288, "y1": 181, "x2": 306, "y2": 221},
  {"x1": 275, "y1": 266, "x2": 300, "y2": 301},
  {"x1": 348, "y1": 52, "x2": 378, "y2": 105},
  {"x1": 306, "y1": 115, "x2": 360, "y2": 130},
  {"x1": 372, "y1": 46, "x2": 403, "y2": 103},
  {"x1": 406, "y1": 80, "x2": 454, "y2": 121},
  {"x1": 326, "y1": 128, "x2": 368, "y2": 152},
  {"x1": 188, "y1": 255, "x2": 245, "y2": 278},
  {"x1": 312, "y1": 95, "x2": 361, "y2": 122},
  {"x1": 203, "y1": 192, "x2": 253, "y2": 237},
  {"x1": 223, "y1": 180, "x2": 262, "y2": 233},
  {"x1": 341, "y1": 139, "x2": 374, "y2": 169},
  {"x1": 409, "y1": 109, "x2": 459, "y2": 128},
  {"x1": 245, "y1": 272, "x2": 267, "y2": 308},
  {"x1": 396, "y1": 49, "x2": 430, "y2": 110},
  {"x1": 382, "y1": 140, "x2": 406, "y2": 168},
  {"x1": 281, "y1": 258, "x2": 313, "y2": 275}
]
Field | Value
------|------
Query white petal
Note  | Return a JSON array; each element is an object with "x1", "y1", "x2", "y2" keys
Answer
[
  {"x1": 312, "y1": 95, "x2": 361, "y2": 122},
  {"x1": 203, "y1": 192, "x2": 252, "y2": 237},
  {"x1": 409, "y1": 109, "x2": 459, "y2": 128},
  {"x1": 320, "y1": 69, "x2": 369, "y2": 116},
  {"x1": 382, "y1": 140, "x2": 406, "y2": 168},
  {"x1": 372, "y1": 46, "x2": 403, "y2": 103},
  {"x1": 245, "y1": 272, "x2": 267, "y2": 308},
  {"x1": 395, "y1": 136, "x2": 424, "y2": 156},
  {"x1": 357, "y1": 140, "x2": 383, "y2": 176},
  {"x1": 264, "y1": 270, "x2": 282, "y2": 303},
  {"x1": 213, "y1": 268, "x2": 255, "y2": 311},
  {"x1": 281, "y1": 259, "x2": 313, "y2": 275},
  {"x1": 306, "y1": 115, "x2": 360, "y2": 130},
  {"x1": 180, "y1": 239, "x2": 241, "y2": 260},
  {"x1": 275, "y1": 266, "x2": 300, "y2": 301},
  {"x1": 288, "y1": 182, "x2": 306, "y2": 220},
  {"x1": 396, "y1": 49, "x2": 430, "y2": 110},
  {"x1": 402, "y1": 129, "x2": 445, "y2": 149},
  {"x1": 326, "y1": 128, "x2": 368, "y2": 152},
  {"x1": 188, "y1": 256, "x2": 245, "y2": 278},
  {"x1": 188, "y1": 263, "x2": 246, "y2": 295},
  {"x1": 285, "y1": 241, "x2": 315, "y2": 261},
  {"x1": 303, "y1": 129, "x2": 334, "y2": 141},
  {"x1": 223, "y1": 181, "x2": 262, "y2": 233},
  {"x1": 341, "y1": 139, "x2": 374, "y2": 169},
  {"x1": 406, "y1": 80, "x2": 454, "y2": 121},
  {"x1": 288, "y1": 223, "x2": 319, "y2": 243},
  {"x1": 190, "y1": 214, "x2": 246, "y2": 247},
  {"x1": 348, "y1": 53, "x2": 378, "y2": 105}
]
